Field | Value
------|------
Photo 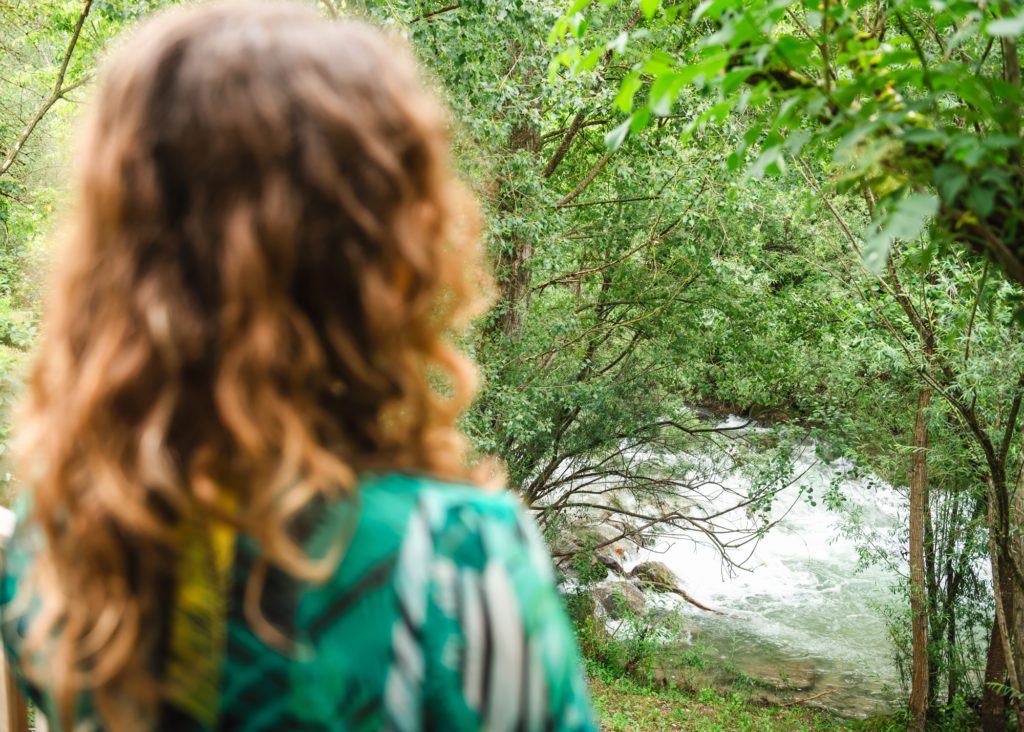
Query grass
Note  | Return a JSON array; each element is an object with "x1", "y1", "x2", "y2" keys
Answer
[{"x1": 589, "y1": 667, "x2": 846, "y2": 732}]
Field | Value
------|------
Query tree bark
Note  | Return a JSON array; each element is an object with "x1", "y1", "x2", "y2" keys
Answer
[
  {"x1": 909, "y1": 386, "x2": 930, "y2": 732},
  {"x1": 1013, "y1": 484, "x2": 1024, "y2": 729},
  {"x1": 923, "y1": 475, "x2": 941, "y2": 705},
  {"x1": 983, "y1": 490, "x2": 1022, "y2": 729},
  {"x1": 491, "y1": 121, "x2": 541, "y2": 339},
  {"x1": 981, "y1": 614, "x2": 1008, "y2": 731}
]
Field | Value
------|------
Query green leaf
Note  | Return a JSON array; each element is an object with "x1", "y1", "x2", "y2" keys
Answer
[
  {"x1": 933, "y1": 165, "x2": 967, "y2": 205},
  {"x1": 607, "y1": 31, "x2": 629, "y2": 56},
  {"x1": 641, "y1": 0, "x2": 661, "y2": 20},
  {"x1": 630, "y1": 108, "x2": 651, "y2": 133},
  {"x1": 966, "y1": 186, "x2": 996, "y2": 217},
  {"x1": 899, "y1": 128, "x2": 943, "y2": 146},
  {"x1": 783, "y1": 130, "x2": 811, "y2": 155},
  {"x1": 567, "y1": 13, "x2": 588, "y2": 38},
  {"x1": 746, "y1": 145, "x2": 782, "y2": 180},
  {"x1": 862, "y1": 193, "x2": 938, "y2": 273},
  {"x1": 547, "y1": 16, "x2": 569, "y2": 45},
  {"x1": 649, "y1": 73, "x2": 683, "y2": 116},
  {"x1": 605, "y1": 116, "x2": 632, "y2": 151},
  {"x1": 615, "y1": 70, "x2": 643, "y2": 113},
  {"x1": 577, "y1": 46, "x2": 604, "y2": 73},
  {"x1": 988, "y1": 12, "x2": 1024, "y2": 37}
]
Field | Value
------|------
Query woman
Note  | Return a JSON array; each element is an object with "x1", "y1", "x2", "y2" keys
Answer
[{"x1": 0, "y1": 3, "x2": 596, "y2": 730}]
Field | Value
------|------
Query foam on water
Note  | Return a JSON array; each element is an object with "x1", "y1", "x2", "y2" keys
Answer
[{"x1": 630, "y1": 417, "x2": 904, "y2": 717}]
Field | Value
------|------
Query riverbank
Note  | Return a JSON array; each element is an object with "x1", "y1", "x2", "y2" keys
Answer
[{"x1": 588, "y1": 664, "x2": 901, "y2": 731}]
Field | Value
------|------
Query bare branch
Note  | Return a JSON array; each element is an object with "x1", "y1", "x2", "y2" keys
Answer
[
  {"x1": 557, "y1": 195, "x2": 659, "y2": 210},
  {"x1": 0, "y1": 0, "x2": 92, "y2": 178},
  {"x1": 555, "y1": 152, "x2": 612, "y2": 207},
  {"x1": 318, "y1": 0, "x2": 339, "y2": 19},
  {"x1": 542, "y1": 111, "x2": 586, "y2": 178},
  {"x1": 410, "y1": 3, "x2": 460, "y2": 23}
]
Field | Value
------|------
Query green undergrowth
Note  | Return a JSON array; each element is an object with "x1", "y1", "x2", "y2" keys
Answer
[
  {"x1": 587, "y1": 660, "x2": 843, "y2": 732},
  {"x1": 583, "y1": 641, "x2": 975, "y2": 732},
  {"x1": 567, "y1": 586, "x2": 915, "y2": 731},
  {"x1": 585, "y1": 659, "x2": 930, "y2": 731}
]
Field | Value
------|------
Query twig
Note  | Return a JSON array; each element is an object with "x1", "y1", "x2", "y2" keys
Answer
[
  {"x1": 0, "y1": 0, "x2": 92, "y2": 178},
  {"x1": 557, "y1": 195, "x2": 658, "y2": 209},
  {"x1": 410, "y1": 3, "x2": 459, "y2": 22},
  {"x1": 318, "y1": 0, "x2": 338, "y2": 19},
  {"x1": 555, "y1": 152, "x2": 612, "y2": 207},
  {"x1": 542, "y1": 111, "x2": 586, "y2": 178},
  {"x1": 782, "y1": 688, "x2": 840, "y2": 706}
]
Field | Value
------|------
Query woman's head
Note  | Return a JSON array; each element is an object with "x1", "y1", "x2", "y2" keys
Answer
[{"x1": 17, "y1": 1, "x2": 489, "y2": 726}]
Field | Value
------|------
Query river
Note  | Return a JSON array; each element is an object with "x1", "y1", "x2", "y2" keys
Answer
[{"x1": 625, "y1": 416, "x2": 904, "y2": 718}]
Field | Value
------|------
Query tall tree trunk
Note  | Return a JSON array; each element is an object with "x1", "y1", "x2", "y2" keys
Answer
[
  {"x1": 909, "y1": 387, "x2": 930, "y2": 732},
  {"x1": 984, "y1": 489, "x2": 1023, "y2": 729},
  {"x1": 492, "y1": 121, "x2": 541, "y2": 339},
  {"x1": 945, "y1": 608, "x2": 957, "y2": 704},
  {"x1": 943, "y1": 491, "x2": 966, "y2": 705},
  {"x1": 981, "y1": 614, "x2": 1008, "y2": 731},
  {"x1": 1013, "y1": 485, "x2": 1024, "y2": 729},
  {"x1": 923, "y1": 476, "x2": 941, "y2": 704}
]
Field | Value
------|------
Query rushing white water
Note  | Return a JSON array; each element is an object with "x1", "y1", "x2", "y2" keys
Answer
[{"x1": 629, "y1": 416, "x2": 904, "y2": 718}]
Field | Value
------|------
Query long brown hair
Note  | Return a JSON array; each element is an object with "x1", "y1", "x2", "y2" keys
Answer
[{"x1": 14, "y1": 2, "x2": 491, "y2": 727}]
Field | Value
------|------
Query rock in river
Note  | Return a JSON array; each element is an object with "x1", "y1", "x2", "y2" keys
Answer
[
  {"x1": 596, "y1": 581, "x2": 646, "y2": 619},
  {"x1": 629, "y1": 560, "x2": 681, "y2": 592}
]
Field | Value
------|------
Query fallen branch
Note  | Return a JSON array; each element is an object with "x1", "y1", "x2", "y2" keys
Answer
[
  {"x1": 637, "y1": 579, "x2": 729, "y2": 616},
  {"x1": 782, "y1": 688, "x2": 839, "y2": 706}
]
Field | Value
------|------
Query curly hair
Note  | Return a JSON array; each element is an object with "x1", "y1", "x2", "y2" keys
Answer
[{"x1": 13, "y1": 2, "x2": 492, "y2": 727}]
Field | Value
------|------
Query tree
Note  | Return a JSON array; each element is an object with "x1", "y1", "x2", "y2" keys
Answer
[
  {"x1": 553, "y1": 0, "x2": 1024, "y2": 287},
  {"x1": 557, "y1": 0, "x2": 1024, "y2": 720},
  {"x1": 909, "y1": 386, "x2": 930, "y2": 730}
]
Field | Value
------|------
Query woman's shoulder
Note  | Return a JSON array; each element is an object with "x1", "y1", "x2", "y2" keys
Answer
[
  {"x1": 359, "y1": 471, "x2": 519, "y2": 511},
  {"x1": 356, "y1": 471, "x2": 546, "y2": 571}
]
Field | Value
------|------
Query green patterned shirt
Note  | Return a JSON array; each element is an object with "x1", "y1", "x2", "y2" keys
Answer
[{"x1": 1, "y1": 473, "x2": 597, "y2": 731}]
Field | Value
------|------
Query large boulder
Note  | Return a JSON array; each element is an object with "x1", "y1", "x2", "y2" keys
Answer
[
  {"x1": 596, "y1": 581, "x2": 646, "y2": 619},
  {"x1": 593, "y1": 549, "x2": 624, "y2": 577},
  {"x1": 585, "y1": 523, "x2": 637, "y2": 558},
  {"x1": 550, "y1": 532, "x2": 608, "y2": 584},
  {"x1": 630, "y1": 561, "x2": 680, "y2": 592},
  {"x1": 552, "y1": 524, "x2": 637, "y2": 582}
]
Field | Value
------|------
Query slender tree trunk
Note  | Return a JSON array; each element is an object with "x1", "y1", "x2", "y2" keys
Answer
[
  {"x1": 923, "y1": 480, "x2": 941, "y2": 704},
  {"x1": 1014, "y1": 485, "x2": 1024, "y2": 729},
  {"x1": 943, "y1": 491, "x2": 966, "y2": 705},
  {"x1": 945, "y1": 607, "x2": 957, "y2": 704},
  {"x1": 909, "y1": 387, "x2": 930, "y2": 732}
]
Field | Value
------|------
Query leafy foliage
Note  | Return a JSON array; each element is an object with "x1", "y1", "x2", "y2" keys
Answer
[{"x1": 553, "y1": 0, "x2": 1024, "y2": 287}]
